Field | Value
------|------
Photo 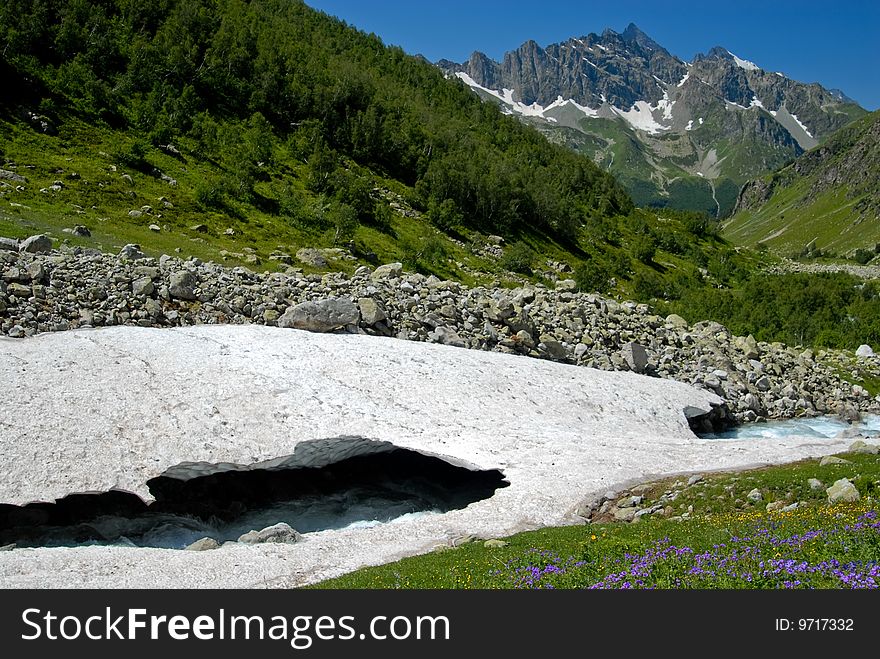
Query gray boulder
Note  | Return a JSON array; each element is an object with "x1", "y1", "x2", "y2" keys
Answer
[
  {"x1": 621, "y1": 342, "x2": 648, "y2": 373},
  {"x1": 238, "y1": 522, "x2": 302, "y2": 545},
  {"x1": 855, "y1": 344, "x2": 874, "y2": 358},
  {"x1": 295, "y1": 248, "x2": 328, "y2": 268},
  {"x1": 429, "y1": 326, "x2": 467, "y2": 348},
  {"x1": 807, "y1": 478, "x2": 824, "y2": 491},
  {"x1": 357, "y1": 297, "x2": 387, "y2": 326},
  {"x1": 169, "y1": 271, "x2": 197, "y2": 300},
  {"x1": 118, "y1": 244, "x2": 146, "y2": 260},
  {"x1": 371, "y1": 262, "x2": 403, "y2": 280},
  {"x1": 826, "y1": 478, "x2": 859, "y2": 504},
  {"x1": 0, "y1": 237, "x2": 20, "y2": 252},
  {"x1": 819, "y1": 455, "x2": 852, "y2": 466},
  {"x1": 19, "y1": 234, "x2": 53, "y2": 254},
  {"x1": 278, "y1": 298, "x2": 359, "y2": 332},
  {"x1": 186, "y1": 537, "x2": 220, "y2": 551}
]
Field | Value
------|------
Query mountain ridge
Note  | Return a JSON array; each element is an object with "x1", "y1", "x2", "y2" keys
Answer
[{"x1": 439, "y1": 25, "x2": 866, "y2": 217}]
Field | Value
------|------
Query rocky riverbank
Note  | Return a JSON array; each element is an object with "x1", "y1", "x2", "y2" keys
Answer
[{"x1": 2, "y1": 234, "x2": 878, "y2": 423}]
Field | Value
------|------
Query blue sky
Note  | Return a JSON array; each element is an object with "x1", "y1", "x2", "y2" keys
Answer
[{"x1": 305, "y1": 1, "x2": 880, "y2": 110}]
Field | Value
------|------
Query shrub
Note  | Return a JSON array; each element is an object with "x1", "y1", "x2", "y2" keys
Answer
[{"x1": 500, "y1": 241, "x2": 536, "y2": 275}]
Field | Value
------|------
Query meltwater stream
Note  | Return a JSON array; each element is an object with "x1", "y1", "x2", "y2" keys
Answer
[
  {"x1": 0, "y1": 448, "x2": 508, "y2": 550},
  {"x1": 700, "y1": 414, "x2": 880, "y2": 440}
]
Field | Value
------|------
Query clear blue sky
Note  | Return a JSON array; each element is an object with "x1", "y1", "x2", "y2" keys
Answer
[{"x1": 305, "y1": 0, "x2": 880, "y2": 110}]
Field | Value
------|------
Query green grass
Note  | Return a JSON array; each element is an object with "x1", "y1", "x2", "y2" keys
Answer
[{"x1": 313, "y1": 452, "x2": 880, "y2": 589}]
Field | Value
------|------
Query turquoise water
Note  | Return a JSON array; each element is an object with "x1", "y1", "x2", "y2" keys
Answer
[{"x1": 701, "y1": 414, "x2": 880, "y2": 440}]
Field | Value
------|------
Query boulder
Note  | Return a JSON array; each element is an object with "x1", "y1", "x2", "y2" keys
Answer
[
  {"x1": 621, "y1": 342, "x2": 648, "y2": 373},
  {"x1": 0, "y1": 237, "x2": 19, "y2": 252},
  {"x1": 19, "y1": 234, "x2": 53, "y2": 254},
  {"x1": 819, "y1": 456, "x2": 852, "y2": 466},
  {"x1": 238, "y1": 523, "x2": 302, "y2": 545},
  {"x1": 118, "y1": 244, "x2": 146, "y2": 260},
  {"x1": 429, "y1": 326, "x2": 467, "y2": 348},
  {"x1": 826, "y1": 479, "x2": 859, "y2": 504},
  {"x1": 807, "y1": 478, "x2": 824, "y2": 491},
  {"x1": 357, "y1": 298, "x2": 387, "y2": 326},
  {"x1": 483, "y1": 539, "x2": 508, "y2": 549},
  {"x1": 186, "y1": 537, "x2": 220, "y2": 551},
  {"x1": 855, "y1": 344, "x2": 874, "y2": 358},
  {"x1": 168, "y1": 270, "x2": 198, "y2": 300},
  {"x1": 371, "y1": 262, "x2": 403, "y2": 280},
  {"x1": 665, "y1": 314, "x2": 688, "y2": 329},
  {"x1": 278, "y1": 298, "x2": 359, "y2": 332},
  {"x1": 746, "y1": 488, "x2": 763, "y2": 502},
  {"x1": 296, "y1": 248, "x2": 328, "y2": 268}
]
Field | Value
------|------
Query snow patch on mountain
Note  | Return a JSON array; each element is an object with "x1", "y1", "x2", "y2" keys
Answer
[
  {"x1": 613, "y1": 101, "x2": 670, "y2": 135},
  {"x1": 729, "y1": 50, "x2": 760, "y2": 71}
]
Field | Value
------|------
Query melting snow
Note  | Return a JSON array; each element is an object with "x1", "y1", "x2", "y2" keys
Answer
[
  {"x1": 728, "y1": 50, "x2": 760, "y2": 71},
  {"x1": 685, "y1": 119, "x2": 694, "y2": 131},
  {"x1": 613, "y1": 101, "x2": 670, "y2": 135},
  {"x1": 583, "y1": 57, "x2": 599, "y2": 69},
  {"x1": 699, "y1": 117, "x2": 704, "y2": 124},
  {"x1": 749, "y1": 96, "x2": 766, "y2": 110},
  {"x1": 677, "y1": 72, "x2": 690, "y2": 87}
]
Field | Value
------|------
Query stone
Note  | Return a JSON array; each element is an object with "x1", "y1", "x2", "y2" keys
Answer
[
  {"x1": 612, "y1": 507, "x2": 638, "y2": 522},
  {"x1": 149, "y1": 224, "x2": 161, "y2": 232},
  {"x1": 483, "y1": 539, "x2": 508, "y2": 548},
  {"x1": 371, "y1": 262, "x2": 403, "y2": 280},
  {"x1": 540, "y1": 338, "x2": 568, "y2": 360},
  {"x1": 746, "y1": 488, "x2": 763, "y2": 502},
  {"x1": 72, "y1": 225, "x2": 91, "y2": 238},
  {"x1": 849, "y1": 440, "x2": 879, "y2": 455},
  {"x1": 429, "y1": 326, "x2": 467, "y2": 348},
  {"x1": 128, "y1": 210, "x2": 143, "y2": 218},
  {"x1": 277, "y1": 298, "x2": 359, "y2": 332},
  {"x1": 687, "y1": 475, "x2": 703, "y2": 486},
  {"x1": 555, "y1": 279, "x2": 577, "y2": 292},
  {"x1": 169, "y1": 270, "x2": 198, "y2": 300},
  {"x1": 0, "y1": 237, "x2": 19, "y2": 252},
  {"x1": 665, "y1": 314, "x2": 688, "y2": 329},
  {"x1": 617, "y1": 495, "x2": 643, "y2": 508},
  {"x1": 295, "y1": 248, "x2": 328, "y2": 268},
  {"x1": 357, "y1": 298, "x2": 387, "y2": 326},
  {"x1": 238, "y1": 522, "x2": 302, "y2": 545},
  {"x1": 186, "y1": 537, "x2": 220, "y2": 551},
  {"x1": 826, "y1": 479, "x2": 859, "y2": 504},
  {"x1": 855, "y1": 344, "x2": 874, "y2": 358},
  {"x1": 819, "y1": 456, "x2": 852, "y2": 466},
  {"x1": 0, "y1": 169, "x2": 26, "y2": 183},
  {"x1": 131, "y1": 277, "x2": 154, "y2": 297},
  {"x1": 118, "y1": 244, "x2": 146, "y2": 260},
  {"x1": 807, "y1": 478, "x2": 824, "y2": 491},
  {"x1": 19, "y1": 234, "x2": 52, "y2": 254},
  {"x1": 766, "y1": 501, "x2": 785, "y2": 512},
  {"x1": 755, "y1": 375, "x2": 771, "y2": 392},
  {"x1": 190, "y1": 224, "x2": 208, "y2": 233},
  {"x1": 621, "y1": 342, "x2": 648, "y2": 373},
  {"x1": 0, "y1": 543, "x2": 16, "y2": 551}
]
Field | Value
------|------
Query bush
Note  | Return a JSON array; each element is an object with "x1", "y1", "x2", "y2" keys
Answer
[
  {"x1": 500, "y1": 241, "x2": 536, "y2": 275},
  {"x1": 426, "y1": 197, "x2": 463, "y2": 232},
  {"x1": 575, "y1": 259, "x2": 612, "y2": 293},
  {"x1": 852, "y1": 249, "x2": 874, "y2": 265},
  {"x1": 629, "y1": 234, "x2": 657, "y2": 264}
]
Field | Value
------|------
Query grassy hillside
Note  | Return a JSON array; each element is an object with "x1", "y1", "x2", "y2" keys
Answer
[
  {"x1": 725, "y1": 110, "x2": 880, "y2": 256},
  {"x1": 0, "y1": 0, "x2": 758, "y2": 300}
]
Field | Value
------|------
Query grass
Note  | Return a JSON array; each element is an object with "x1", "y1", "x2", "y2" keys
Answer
[{"x1": 313, "y1": 451, "x2": 880, "y2": 589}]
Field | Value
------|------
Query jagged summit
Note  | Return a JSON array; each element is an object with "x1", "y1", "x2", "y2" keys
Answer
[{"x1": 438, "y1": 25, "x2": 865, "y2": 216}]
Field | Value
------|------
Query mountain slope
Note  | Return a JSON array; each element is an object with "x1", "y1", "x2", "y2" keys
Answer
[
  {"x1": 0, "y1": 0, "x2": 633, "y2": 273},
  {"x1": 439, "y1": 24, "x2": 865, "y2": 217},
  {"x1": 725, "y1": 110, "x2": 880, "y2": 255}
]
